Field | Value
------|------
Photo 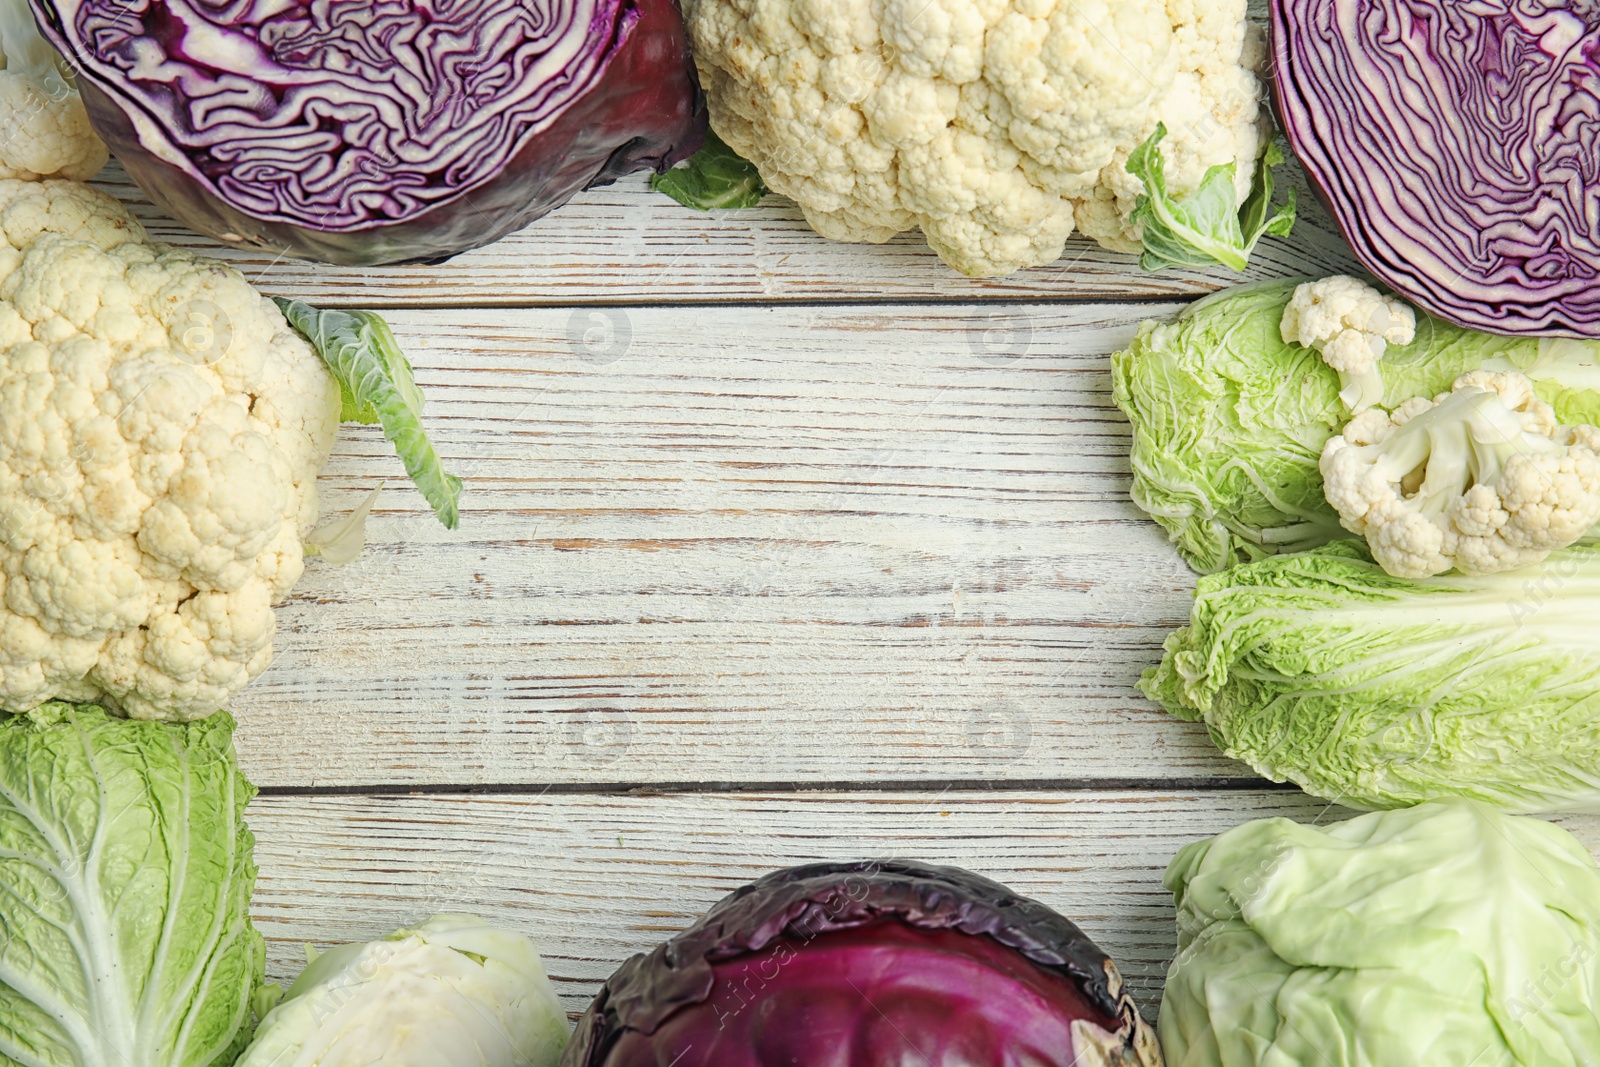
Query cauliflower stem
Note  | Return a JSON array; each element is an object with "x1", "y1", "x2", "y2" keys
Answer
[
  {"x1": 1281, "y1": 276, "x2": 1416, "y2": 414},
  {"x1": 1349, "y1": 388, "x2": 1560, "y2": 514}
]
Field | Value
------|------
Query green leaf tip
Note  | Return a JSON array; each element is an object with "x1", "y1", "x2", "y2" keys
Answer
[
  {"x1": 1128, "y1": 124, "x2": 1297, "y2": 273},
  {"x1": 652, "y1": 130, "x2": 768, "y2": 211},
  {"x1": 274, "y1": 297, "x2": 463, "y2": 529}
]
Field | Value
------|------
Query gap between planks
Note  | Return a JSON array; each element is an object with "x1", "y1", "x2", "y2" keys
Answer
[
  {"x1": 88, "y1": 153, "x2": 1361, "y2": 308},
  {"x1": 246, "y1": 789, "x2": 1600, "y2": 1017},
  {"x1": 253, "y1": 776, "x2": 1301, "y2": 798},
  {"x1": 231, "y1": 302, "x2": 1229, "y2": 790}
]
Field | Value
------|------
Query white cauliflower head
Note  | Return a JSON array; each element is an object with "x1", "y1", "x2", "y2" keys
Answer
[
  {"x1": 1320, "y1": 371, "x2": 1600, "y2": 579},
  {"x1": 1282, "y1": 275, "x2": 1416, "y2": 413},
  {"x1": 0, "y1": 0, "x2": 108, "y2": 181},
  {"x1": 686, "y1": 0, "x2": 1270, "y2": 277},
  {"x1": 0, "y1": 179, "x2": 339, "y2": 719}
]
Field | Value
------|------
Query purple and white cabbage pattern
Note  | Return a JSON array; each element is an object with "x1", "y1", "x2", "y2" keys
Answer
[
  {"x1": 82, "y1": 0, "x2": 629, "y2": 226},
  {"x1": 34, "y1": 0, "x2": 707, "y2": 264},
  {"x1": 1272, "y1": 0, "x2": 1600, "y2": 337}
]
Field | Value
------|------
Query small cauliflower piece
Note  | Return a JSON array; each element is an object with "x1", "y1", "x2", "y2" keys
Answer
[
  {"x1": 0, "y1": 178, "x2": 339, "y2": 719},
  {"x1": 0, "y1": 0, "x2": 108, "y2": 180},
  {"x1": 685, "y1": 0, "x2": 1271, "y2": 277},
  {"x1": 1320, "y1": 370, "x2": 1600, "y2": 579},
  {"x1": 1282, "y1": 276, "x2": 1416, "y2": 413}
]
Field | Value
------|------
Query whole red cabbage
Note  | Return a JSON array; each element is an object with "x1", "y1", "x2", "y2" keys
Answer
[
  {"x1": 562, "y1": 860, "x2": 1161, "y2": 1067},
  {"x1": 1271, "y1": 0, "x2": 1600, "y2": 337},
  {"x1": 31, "y1": 0, "x2": 707, "y2": 266}
]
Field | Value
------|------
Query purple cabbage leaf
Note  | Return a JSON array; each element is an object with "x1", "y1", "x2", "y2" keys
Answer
[
  {"x1": 1271, "y1": 0, "x2": 1600, "y2": 337},
  {"x1": 562, "y1": 860, "x2": 1162, "y2": 1067}
]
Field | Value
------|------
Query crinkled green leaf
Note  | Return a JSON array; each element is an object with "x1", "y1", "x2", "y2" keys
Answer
[
  {"x1": 0, "y1": 703, "x2": 264, "y2": 1067},
  {"x1": 1109, "y1": 280, "x2": 1600, "y2": 572},
  {"x1": 1129, "y1": 125, "x2": 1297, "y2": 273},
  {"x1": 651, "y1": 130, "x2": 768, "y2": 211},
  {"x1": 1143, "y1": 542, "x2": 1600, "y2": 812},
  {"x1": 1161, "y1": 802, "x2": 1600, "y2": 1067},
  {"x1": 274, "y1": 298, "x2": 461, "y2": 529},
  {"x1": 1110, "y1": 281, "x2": 1356, "y2": 572}
]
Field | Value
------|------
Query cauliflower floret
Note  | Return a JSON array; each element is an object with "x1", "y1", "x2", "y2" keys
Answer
[
  {"x1": 1282, "y1": 276, "x2": 1417, "y2": 414},
  {"x1": 0, "y1": 179, "x2": 339, "y2": 720},
  {"x1": 1320, "y1": 370, "x2": 1600, "y2": 579},
  {"x1": 686, "y1": 0, "x2": 1270, "y2": 277},
  {"x1": 0, "y1": 1, "x2": 108, "y2": 181}
]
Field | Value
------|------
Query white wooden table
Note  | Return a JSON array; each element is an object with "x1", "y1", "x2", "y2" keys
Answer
[{"x1": 90, "y1": 157, "x2": 1600, "y2": 1025}]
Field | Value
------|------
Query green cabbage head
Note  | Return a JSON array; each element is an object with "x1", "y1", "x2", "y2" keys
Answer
[
  {"x1": 1161, "y1": 801, "x2": 1600, "y2": 1067},
  {"x1": 1142, "y1": 541, "x2": 1600, "y2": 813},
  {"x1": 1110, "y1": 280, "x2": 1600, "y2": 573},
  {"x1": 236, "y1": 914, "x2": 569, "y2": 1067},
  {"x1": 0, "y1": 702, "x2": 264, "y2": 1067}
]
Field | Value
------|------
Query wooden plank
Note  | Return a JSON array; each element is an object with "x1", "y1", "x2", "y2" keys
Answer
[
  {"x1": 231, "y1": 301, "x2": 1230, "y2": 788},
  {"x1": 89, "y1": 159, "x2": 1361, "y2": 308},
  {"x1": 245, "y1": 790, "x2": 1600, "y2": 1017}
]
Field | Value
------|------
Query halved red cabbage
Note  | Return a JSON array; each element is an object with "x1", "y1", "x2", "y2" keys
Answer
[
  {"x1": 562, "y1": 860, "x2": 1161, "y2": 1067},
  {"x1": 31, "y1": 0, "x2": 707, "y2": 265},
  {"x1": 1271, "y1": 0, "x2": 1600, "y2": 337}
]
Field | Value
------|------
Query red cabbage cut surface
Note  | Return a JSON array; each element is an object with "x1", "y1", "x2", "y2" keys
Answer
[
  {"x1": 562, "y1": 860, "x2": 1162, "y2": 1067},
  {"x1": 32, "y1": 0, "x2": 707, "y2": 265},
  {"x1": 1271, "y1": 0, "x2": 1600, "y2": 337}
]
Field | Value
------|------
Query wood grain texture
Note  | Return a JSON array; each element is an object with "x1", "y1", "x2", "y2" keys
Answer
[
  {"x1": 29, "y1": 2, "x2": 1545, "y2": 1048},
  {"x1": 54, "y1": 7, "x2": 1569, "y2": 1047},
  {"x1": 88, "y1": 161, "x2": 1361, "y2": 308},
  {"x1": 230, "y1": 302, "x2": 1238, "y2": 789},
  {"x1": 246, "y1": 790, "x2": 1600, "y2": 1017}
]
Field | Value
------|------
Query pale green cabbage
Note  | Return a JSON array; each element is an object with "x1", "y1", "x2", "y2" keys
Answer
[
  {"x1": 1161, "y1": 801, "x2": 1600, "y2": 1067},
  {"x1": 1143, "y1": 541, "x2": 1600, "y2": 812},
  {"x1": 236, "y1": 914, "x2": 569, "y2": 1067},
  {"x1": 1110, "y1": 280, "x2": 1600, "y2": 573},
  {"x1": 0, "y1": 702, "x2": 264, "y2": 1067}
]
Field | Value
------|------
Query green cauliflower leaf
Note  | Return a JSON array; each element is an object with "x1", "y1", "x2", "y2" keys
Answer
[
  {"x1": 275, "y1": 298, "x2": 462, "y2": 529},
  {"x1": 652, "y1": 130, "x2": 768, "y2": 211},
  {"x1": 1128, "y1": 125, "x2": 1297, "y2": 273}
]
